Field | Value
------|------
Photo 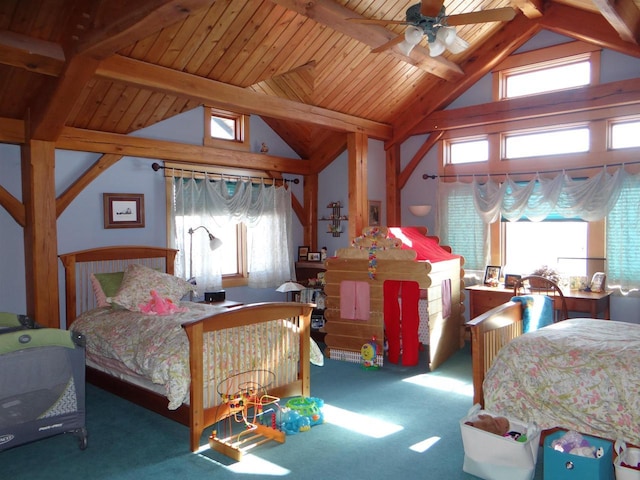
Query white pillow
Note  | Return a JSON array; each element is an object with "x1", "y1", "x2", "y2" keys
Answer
[{"x1": 108, "y1": 263, "x2": 194, "y2": 312}]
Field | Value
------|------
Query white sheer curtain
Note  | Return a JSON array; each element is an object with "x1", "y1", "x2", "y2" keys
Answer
[
  {"x1": 472, "y1": 168, "x2": 626, "y2": 223},
  {"x1": 170, "y1": 174, "x2": 295, "y2": 294},
  {"x1": 437, "y1": 166, "x2": 640, "y2": 291}
]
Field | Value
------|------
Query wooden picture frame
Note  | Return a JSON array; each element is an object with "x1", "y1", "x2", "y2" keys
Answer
[
  {"x1": 307, "y1": 252, "x2": 321, "y2": 262},
  {"x1": 368, "y1": 200, "x2": 381, "y2": 226},
  {"x1": 484, "y1": 265, "x2": 501, "y2": 285},
  {"x1": 504, "y1": 274, "x2": 521, "y2": 289},
  {"x1": 103, "y1": 193, "x2": 145, "y2": 229},
  {"x1": 298, "y1": 246, "x2": 309, "y2": 261},
  {"x1": 590, "y1": 272, "x2": 606, "y2": 293}
]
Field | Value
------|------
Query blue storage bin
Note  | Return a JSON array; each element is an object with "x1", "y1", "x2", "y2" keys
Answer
[{"x1": 543, "y1": 430, "x2": 613, "y2": 480}]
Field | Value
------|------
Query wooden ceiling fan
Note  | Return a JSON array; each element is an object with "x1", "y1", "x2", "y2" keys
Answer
[{"x1": 349, "y1": 1, "x2": 516, "y2": 57}]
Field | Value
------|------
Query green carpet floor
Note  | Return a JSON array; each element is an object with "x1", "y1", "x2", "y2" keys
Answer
[{"x1": 3, "y1": 346, "x2": 545, "y2": 479}]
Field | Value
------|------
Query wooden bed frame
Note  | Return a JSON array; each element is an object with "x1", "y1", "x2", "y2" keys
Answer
[
  {"x1": 466, "y1": 300, "x2": 523, "y2": 406},
  {"x1": 59, "y1": 245, "x2": 313, "y2": 452}
]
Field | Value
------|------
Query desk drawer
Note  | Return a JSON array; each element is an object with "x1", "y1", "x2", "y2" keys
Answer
[{"x1": 470, "y1": 290, "x2": 513, "y2": 317}]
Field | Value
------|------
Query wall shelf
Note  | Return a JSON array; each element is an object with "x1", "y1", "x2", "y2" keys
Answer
[{"x1": 319, "y1": 202, "x2": 348, "y2": 237}]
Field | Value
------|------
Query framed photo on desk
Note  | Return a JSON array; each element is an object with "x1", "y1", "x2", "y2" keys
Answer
[
  {"x1": 590, "y1": 272, "x2": 606, "y2": 293},
  {"x1": 504, "y1": 274, "x2": 521, "y2": 289},
  {"x1": 484, "y1": 265, "x2": 501, "y2": 285}
]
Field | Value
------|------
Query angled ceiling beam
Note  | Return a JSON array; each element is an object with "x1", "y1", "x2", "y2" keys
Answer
[
  {"x1": 390, "y1": 13, "x2": 541, "y2": 148},
  {"x1": 590, "y1": 0, "x2": 640, "y2": 45},
  {"x1": 0, "y1": 31, "x2": 64, "y2": 77},
  {"x1": 539, "y1": 2, "x2": 640, "y2": 57},
  {"x1": 270, "y1": 0, "x2": 464, "y2": 81},
  {"x1": 29, "y1": 0, "x2": 211, "y2": 142},
  {"x1": 96, "y1": 55, "x2": 393, "y2": 139},
  {"x1": 512, "y1": 0, "x2": 544, "y2": 18}
]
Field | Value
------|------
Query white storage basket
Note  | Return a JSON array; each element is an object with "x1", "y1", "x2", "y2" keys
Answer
[{"x1": 460, "y1": 404, "x2": 540, "y2": 480}]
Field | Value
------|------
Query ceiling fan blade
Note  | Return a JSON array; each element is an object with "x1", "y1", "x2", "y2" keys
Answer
[
  {"x1": 371, "y1": 33, "x2": 407, "y2": 54},
  {"x1": 347, "y1": 18, "x2": 410, "y2": 26},
  {"x1": 421, "y1": 0, "x2": 445, "y2": 17},
  {"x1": 446, "y1": 7, "x2": 516, "y2": 26}
]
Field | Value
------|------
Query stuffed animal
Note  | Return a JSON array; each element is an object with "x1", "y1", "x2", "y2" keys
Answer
[
  {"x1": 139, "y1": 290, "x2": 189, "y2": 315},
  {"x1": 551, "y1": 430, "x2": 604, "y2": 458},
  {"x1": 465, "y1": 414, "x2": 510, "y2": 436}
]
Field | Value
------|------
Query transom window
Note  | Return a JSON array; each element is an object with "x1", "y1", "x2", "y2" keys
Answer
[
  {"x1": 501, "y1": 60, "x2": 591, "y2": 99},
  {"x1": 610, "y1": 119, "x2": 640, "y2": 149},
  {"x1": 448, "y1": 138, "x2": 489, "y2": 164},
  {"x1": 503, "y1": 127, "x2": 590, "y2": 159}
]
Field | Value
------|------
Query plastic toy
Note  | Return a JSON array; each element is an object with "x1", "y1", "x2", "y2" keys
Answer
[
  {"x1": 361, "y1": 337, "x2": 380, "y2": 370},
  {"x1": 281, "y1": 396, "x2": 324, "y2": 433}
]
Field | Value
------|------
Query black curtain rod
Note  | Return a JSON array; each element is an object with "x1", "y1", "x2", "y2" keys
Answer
[
  {"x1": 151, "y1": 162, "x2": 299, "y2": 184},
  {"x1": 422, "y1": 160, "x2": 640, "y2": 180}
]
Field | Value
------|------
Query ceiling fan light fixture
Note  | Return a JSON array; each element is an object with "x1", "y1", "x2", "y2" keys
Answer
[
  {"x1": 436, "y1": 26, "x2": 458, "y2": 46},
  {"x1": 398, "y1": 25, "x2": 423, "y2": 56},
  {"x1": 447, "y1": 34, "x2": 470, "y2": 54},
  {"x1": 428, "y1": 38, "x2": 446, "y2": 57}
]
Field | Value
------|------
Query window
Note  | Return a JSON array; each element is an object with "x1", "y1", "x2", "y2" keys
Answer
[
  {"x1": 503, "y1": 127, "x2": 590, "y2": 159},
  {"x1": 610, "y1": 119, "x2": 640, "y2": 149},
  {"x1": 448, "y1": 138, "x2": 488, "y2": 164},
  {"x1": 501, "y1": 60, "x2": 591, "y2": 99},
  {"x1": 204, "y1": 107, "x2": 250, "y2": 151},
  {"x1": 504, "y1": 220, "x2": 588, "y2": 277}
]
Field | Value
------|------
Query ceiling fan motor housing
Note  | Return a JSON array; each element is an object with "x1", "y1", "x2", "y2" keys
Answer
[{"x1": 406, "y1": 3, "x2": 447, "y2": 42}]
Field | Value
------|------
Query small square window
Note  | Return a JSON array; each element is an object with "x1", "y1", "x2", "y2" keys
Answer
[{"x1": 204, "y1": 107, "x2": 250, "y2": 151}]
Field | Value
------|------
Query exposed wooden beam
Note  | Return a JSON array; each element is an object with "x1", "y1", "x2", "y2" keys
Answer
[
  {"x1": 0, "y1": 30, "x2": 64, "y2": 77},
  {"x1": 0, "y1": 185, "x2": 25, "y2": 227},
  {"x1": 57, "y1": 127, "x2": 315, "y2": 175},
  {"x1": 96, "y1": 55, "x2": 392, "y2": 139},
  {"x1": 539, "y1": 2, "x2": 640, "y2": 57},
  {"x1": 347, "y1": 132, "x2": 368, "y2": 238},
  {"x1": 75, "y1": 0, "x2": 213, "y2": 59},
  {"x1": 590, "y1": 0, "x2": 640, "y2": 45},
  {"x1": 512, "y1": 0, "x2": 544, "y2": 18},
  {"x1": 269, "y1": 0, "x2": 464, "y2": 81},
  {"x1": 391, "y1": 13, "x2": 541, "y2": 148},
  {"x1": 398, "y1": 132, "x2": 444, "y2": 190},
  {"x1": 385, "y1": 144, "x2": 401, "y2": 227},
  {"x1": 56, "y1": 154, "x2": 123, "y2": 217},
  {"x1": 413, "y1": 78, "x2": 640, "y2": 134}
]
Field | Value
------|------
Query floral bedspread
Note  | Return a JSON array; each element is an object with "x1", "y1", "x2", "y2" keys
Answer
[
  {"x1": 484, "y1": 318, "x2": 640, "y2": 446},
  {"x1": 71, "y1": 302, "x2": 229, "y2": 410}
]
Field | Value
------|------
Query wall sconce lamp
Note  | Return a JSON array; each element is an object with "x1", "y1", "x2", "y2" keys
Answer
[{"x1": 408, "y1": 205, "x2": 432, "y2": 217}]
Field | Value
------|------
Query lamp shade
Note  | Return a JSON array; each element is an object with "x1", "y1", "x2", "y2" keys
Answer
[
  {"x1": 209, "y1": 236, "x2": 223, "y2": 251},
  {"x1": 409, "y1": 205, "x2": 432, "y2": 216},
  {"x1": 276, "y1": 281, "x2": 305, "y2": 293},
  {"x1": 398, "y1": 26, "x2": 423, "y2": 56}
]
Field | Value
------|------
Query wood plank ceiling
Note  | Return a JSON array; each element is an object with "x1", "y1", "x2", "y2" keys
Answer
[{"x1": 0, "y1": 0, "x2": 639, "y2": 168}]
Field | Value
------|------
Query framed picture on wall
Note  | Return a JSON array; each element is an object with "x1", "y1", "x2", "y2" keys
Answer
[
  {"x1": 103, "y1": 193, "x2": 145, "y2": 229},
  {"x1": 368, "y1": 200, "x2": 381, "y2": 226},
  {"x1": 484, "y1": 265, "x2": 501, "y2": 285}
]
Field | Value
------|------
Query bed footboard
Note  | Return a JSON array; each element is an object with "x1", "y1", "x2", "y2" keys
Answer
[
  {"x1": 182, "y1": 302, "x2": 312, "y2": 452},
  {"x1": 466, "y1": 301, "x2": 523, "y2": 406}
]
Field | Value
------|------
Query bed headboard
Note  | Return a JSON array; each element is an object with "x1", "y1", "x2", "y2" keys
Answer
[{"x1": 59, "y1": 246, "x2": 178, "y2": 327}]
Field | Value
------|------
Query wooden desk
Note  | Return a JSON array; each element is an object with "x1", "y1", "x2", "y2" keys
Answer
[{"x1": 466, "y1": 284, "x2": 611, "y2": 320}]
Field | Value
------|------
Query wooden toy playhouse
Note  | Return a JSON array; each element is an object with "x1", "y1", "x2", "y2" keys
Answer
[{"x1": 323, "y1": 226, "x2": 465, "y2": 370}]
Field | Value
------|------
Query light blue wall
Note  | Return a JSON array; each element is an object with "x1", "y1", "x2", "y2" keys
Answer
[{"x1": 0, "y1": 108, "x2": 304, "y2": 321}]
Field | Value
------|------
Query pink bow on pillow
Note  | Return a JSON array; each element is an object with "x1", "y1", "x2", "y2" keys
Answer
[{"x1": 139, "y1": 290, "x2": 189, "y2": 315}]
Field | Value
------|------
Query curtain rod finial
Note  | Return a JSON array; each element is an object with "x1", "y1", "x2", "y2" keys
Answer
[{"x1": 152, "y1": 162, "x2": 162, "y2": 171}]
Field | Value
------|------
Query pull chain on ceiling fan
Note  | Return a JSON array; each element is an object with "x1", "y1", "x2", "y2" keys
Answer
[{"x1": 349, "y1": 1, "x2": 516, "y2": 58}]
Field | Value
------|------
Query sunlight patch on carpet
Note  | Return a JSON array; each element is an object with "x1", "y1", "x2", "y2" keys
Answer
[
  {"x1": 322, "y1": 403, "x2": 403, "y2": 438},
  {"x1": 197, "y1": 450, "x2": 291, "y2": 476},
  {"x1": 402, "y1": 373, "x2": 473, "y2": 396},
  {"x1": 410, "y1": 436, "x2": 441, "y2": 453}
]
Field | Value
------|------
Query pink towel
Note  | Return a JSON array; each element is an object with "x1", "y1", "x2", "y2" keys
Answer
[{"x1": 340, "y1": 281, "x2": 370, "y2": 321}]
